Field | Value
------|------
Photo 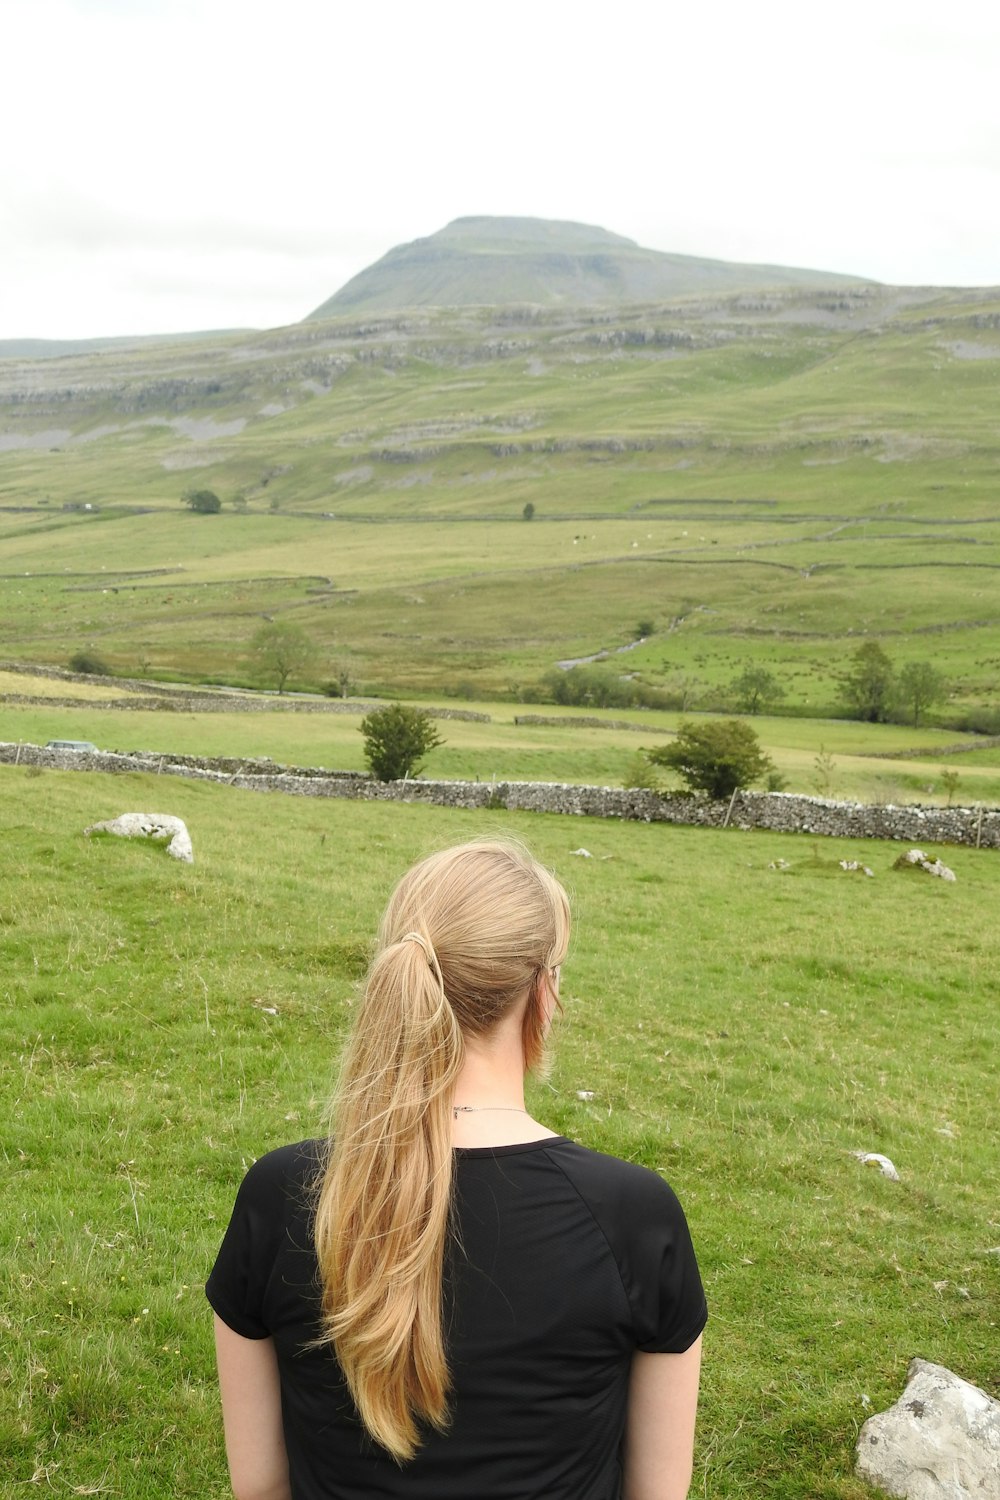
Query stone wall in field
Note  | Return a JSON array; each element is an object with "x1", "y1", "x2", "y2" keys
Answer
[
  {"x1": 0, "y1": 683, "x2": 490, "y2": 723},
  {"x1": 513, "y1": 714, "x2": 673, "y2": 735},
  {"x1": 2, "y1": 740, "x2": 997, "y2": 849}
]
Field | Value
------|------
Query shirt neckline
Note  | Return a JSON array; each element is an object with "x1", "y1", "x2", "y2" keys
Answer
[{"x1": 453, "y1": 1136, "x2": 569, "y2": 1159}]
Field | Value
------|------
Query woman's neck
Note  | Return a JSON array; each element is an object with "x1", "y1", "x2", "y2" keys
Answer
[{"x1": 450, "y1": 1019, "x2": 557, "y2": 1147}]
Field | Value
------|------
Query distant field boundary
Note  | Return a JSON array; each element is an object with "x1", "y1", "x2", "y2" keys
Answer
[
  {"x1": 0, "y1": 664, "x2": 491, "y2": 722},
  {"x1": 0, "y1": 691, "x2": 491, "y2": 722},
  {"x1": 513, "y1": 714, "x2": 674, "y2": 735},
  {"x1": 3, "y1": 741, "x2": 997, "y2": 850}
]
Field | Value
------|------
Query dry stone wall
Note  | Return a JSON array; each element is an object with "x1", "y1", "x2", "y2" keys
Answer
[
  {"x1": 0, "y1": 664, "x2": 490, "y2": 721},
  {"x1": 3, "y1": 741, "x2": 997, "y2": 849},
  {"x1": 0, "y1": 692, "x2": 489, "y2": 721},
  {"x1": 513, "y1": 714, "x2": 673, "y2": 735}
]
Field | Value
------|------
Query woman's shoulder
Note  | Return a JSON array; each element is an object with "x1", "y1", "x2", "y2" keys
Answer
[
  {"x1": 235, "y1": 1138, "x2": 325, "y2": 1204},
  {"x1": 546, "y1": 1140, "x2": 706, "y2": 1347},
  {"x1": 542, "y1": 1137, "x2": 689, "y2": 1220}
]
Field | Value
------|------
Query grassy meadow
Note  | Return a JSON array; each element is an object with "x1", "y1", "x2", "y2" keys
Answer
[
  {"x1": 2, "y1": 507, "x2": 999, "y2": 709},
  {"x1": 3, "y1": 287, "x2": 1000, "y2": 713},
  {"x1": 2, "y1": 765, "x2": 998, "y2": 1498}
]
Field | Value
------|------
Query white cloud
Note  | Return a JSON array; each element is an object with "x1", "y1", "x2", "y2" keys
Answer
[{"x1": 2, "y1": 0, "x2": 998, "y2": 337}]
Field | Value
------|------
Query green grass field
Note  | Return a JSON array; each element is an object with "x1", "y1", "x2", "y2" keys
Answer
[
  {"x1": 0, "y1": 668, "x2": 126, "y2": 701},
  {"x1": 3, "y1": 288, "x2": 1000, "y2": 715},
  {"x1": 3, "y1": 508, "x2": 999, "y2": 709},
  {"x1": 4, "y1": 687, "x2": 1000, "y2": 804},
  {"x1": 2, "y1": 766, "x2": 997, "y2": 1497}
]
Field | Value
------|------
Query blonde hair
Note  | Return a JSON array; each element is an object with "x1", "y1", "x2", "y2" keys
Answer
[{"x1": 313, "y1": 839, "x2": 570, "y2": 1461}]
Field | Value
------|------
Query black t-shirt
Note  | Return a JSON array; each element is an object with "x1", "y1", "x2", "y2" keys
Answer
[{"x1": 207, "y1": 1137, "x2": 706, "y2": 1500}]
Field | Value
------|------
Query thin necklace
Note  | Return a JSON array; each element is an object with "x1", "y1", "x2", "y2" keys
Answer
[{"x1": 453, "y1": 1105, "x2": 531, "y2": 1119}]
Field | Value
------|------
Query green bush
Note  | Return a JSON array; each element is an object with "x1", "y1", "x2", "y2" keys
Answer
[
  {"x1": 181, "y1": 488, "x2": 222, "y2": 513},
  {"x1": 539, "y1": 665, "x2": 670, "y2": 711},
  {"x1": 441, "y1": 678, "x2": 480, "y2": 701},
  {"x1": 952, "y1": 705, "x2": 1000, "y2": 736},
  {"x1": 646, "y1": 719, "x2": 775, "y2": 799},
  {"x1": 68, "y1": 649, "x2": 110, "y2": 675},
  {"x1": 360, "y1": 704, "x2": 443, "y2": 782}
]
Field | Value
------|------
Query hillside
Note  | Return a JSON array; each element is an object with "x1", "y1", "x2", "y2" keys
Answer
[
  {"x1": 306, "y1": 216, "x2": 871, "y2": 317},
  {"x1": 0, "y1": 329, "x2": 247, "y2": 361},
  {"x1": 1, "y1": 279, "x2": 1000, "y2": 715}
]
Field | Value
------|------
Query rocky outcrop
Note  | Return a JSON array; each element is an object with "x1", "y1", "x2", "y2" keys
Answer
[{"x1": 84, "y1": 812, "x2": 193, "y2": 862}]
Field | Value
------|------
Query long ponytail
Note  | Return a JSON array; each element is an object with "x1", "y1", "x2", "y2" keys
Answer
[{"x1": 313, "y1": 840, "x2": 570, "y2": 1461}]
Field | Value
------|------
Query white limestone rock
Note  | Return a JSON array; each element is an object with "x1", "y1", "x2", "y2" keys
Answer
[
  {"x1": 852, "y1": 1150, "x2": 900, "y2": 1181},
  {"x1": 894, "y1": 849, "x2": 957, "y2": 881},
  {"x1": 856, "y1": 1358, "x2": 1000, "y2": 1498},
  {"x1": 85, "y1": 812, "x2": 194, "y2": 863}
]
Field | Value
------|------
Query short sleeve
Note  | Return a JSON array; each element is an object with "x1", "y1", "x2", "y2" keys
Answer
[
  {"x1": 206, "y1": 1149, "x2": 293, "y2": 1339},
  {"x1": 550, "y1": 1143, "x2": 708, "y2": 1356},
  {"x1": 628, "y1": 1173, "x2": 707, "y2": 1353}
]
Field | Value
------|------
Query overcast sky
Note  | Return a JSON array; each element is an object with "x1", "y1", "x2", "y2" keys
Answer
[{"x1": 3, "y1": 0, "x2": 998, "y2": 340}]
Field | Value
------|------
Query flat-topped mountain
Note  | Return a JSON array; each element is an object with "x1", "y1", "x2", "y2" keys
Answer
[{"x1": 306, "y1": 216, "x2": 871, "y2": 318}]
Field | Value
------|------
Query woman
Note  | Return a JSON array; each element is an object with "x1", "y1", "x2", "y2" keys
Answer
[{"x1": 207, "y1": 838, "x2": 706, "y2": 1500}]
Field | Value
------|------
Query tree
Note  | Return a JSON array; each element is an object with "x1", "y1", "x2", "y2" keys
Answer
[
  {"x1": 181, "y1": 488, "x2": 222, "y2": 513},
  {"x1": 841, "y1": 641, "x2": 896, "y2": 723},
  {"x1": 898, "y1": 660, "x2": 947, "y2": 726},
  {"x1": 645, "y1": 718, "x2": 775, "y2": 799},
  {"x1": 635, "y1": 620, "x2": 654, "y2": 640},
  {"x1": 730, "y1": 665, "x2": 786, "y2": 715},
  {"x1": 522, "y1": 502, "x2": 535, "y2": 521},
  {"x1": 249, "y1": 621, "x2": 316, "y2": 693},
  {"x1": 360, "y1": 704, "x2": 443, "y2": 782}
]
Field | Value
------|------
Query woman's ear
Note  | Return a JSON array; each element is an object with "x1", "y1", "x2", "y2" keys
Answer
[
  {"x1": 521, "y1": 970, "x2": 555, "y2": 1070},
  {"x1": 540, "y1": 966, "x2": 560, "y2": 1038}
]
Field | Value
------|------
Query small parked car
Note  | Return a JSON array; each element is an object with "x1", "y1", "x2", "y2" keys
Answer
[{"x1": 45, "y1": 739, "x2": 99, "y2": 752}]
